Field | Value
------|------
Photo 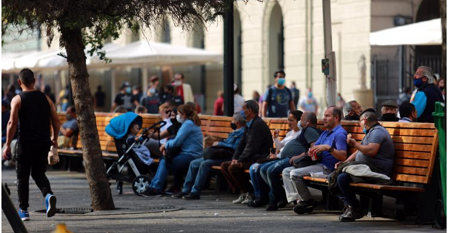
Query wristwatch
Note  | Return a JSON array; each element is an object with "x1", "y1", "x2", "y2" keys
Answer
[{"x1": 328, "y1": 147, "x2": 334, "y2": 153}]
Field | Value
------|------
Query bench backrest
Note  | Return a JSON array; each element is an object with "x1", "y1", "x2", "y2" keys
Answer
[{"x1": 58, "y1": 113, "x2": 438, "y2": 185}]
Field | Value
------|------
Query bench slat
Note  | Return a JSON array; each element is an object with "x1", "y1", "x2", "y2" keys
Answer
[
  {"x1": 394, "y1": 143, "x2": 433, "y2": 152},
  {"x1": 395, "y1": 151, "x2": 432, "y2": 160},
  {"x1": 395, "y1": 158, "x2": 430, "y2": 168},
  {"x1": 394, "y1": 166, "x2": 428, "y2": 176}
]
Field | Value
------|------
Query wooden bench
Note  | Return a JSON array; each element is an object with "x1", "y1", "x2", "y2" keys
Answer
[
  {"x1": 56, "y1": 113, "x2": 440, "y2": 222},
  {"x1": 301, "y1": 121, "x2": 439, "y2": 223},
  {"x1": 208, "y1": 118, "x2": 439, "y2": 223}
]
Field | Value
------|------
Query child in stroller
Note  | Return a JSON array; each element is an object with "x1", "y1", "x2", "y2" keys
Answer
[{"x1": 106, "y1": 112, "x2": 164, "y2": 196}]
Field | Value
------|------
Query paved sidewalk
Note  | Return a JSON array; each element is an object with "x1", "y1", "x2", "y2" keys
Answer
[{"x1": 1, "y1": 169, "x2": 438, "y2": 233}]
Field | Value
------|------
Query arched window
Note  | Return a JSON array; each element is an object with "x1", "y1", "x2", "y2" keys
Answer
[
  {"x1": 267, "y1": 3, "x2": 284, "y2": 83},
  {"x1": 160, "y1": 19, "x2": 171, "y2": 43}
]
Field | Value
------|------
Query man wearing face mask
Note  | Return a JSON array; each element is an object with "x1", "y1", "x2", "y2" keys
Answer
[
  {"x1": 58, "y1": 105, "x2": 79, "y2": 148},
  {"x1": 173, "y1": 73, "x2": 194, "y2": 104},
  {"x1": 378, "y1": 100, "x2": 399, "y2": 122},
  {"x1": 262, "y1": 70, "x2": 295, "y2": 117},
  {"x1": 334, "y1": 109, "x2": 394, "y2": 222},
  {"x1": 110, "y1": 82, "x2": 139, "y2": 112},
  {"x1": 299, "y1": 88, "x2": 318, "y2": 115},
  {"x1": 221, "y1": 100, "x2": 273, "y2": 204},
  {"x1": 140, "y1": 76, "x2": 160, "y2": 114},
  {"x1": 410, "y1": 66, "x2": 444, "y2": 123},
  {"x1": 172, "y1": 112, "x2": 246, "y2": 200},
  {"x1": 343, "y1": 100, "x2": 362, "y2": 121}
]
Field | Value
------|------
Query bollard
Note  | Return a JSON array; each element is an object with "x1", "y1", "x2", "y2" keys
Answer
[
  {"x1": 2, "y1": 183, "x2": 28, "y2": 233},
  {"x1": 432, "y1": 101, "x2": 446, "y2": 215}
]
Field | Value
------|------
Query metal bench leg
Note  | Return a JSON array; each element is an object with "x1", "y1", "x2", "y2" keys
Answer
[{"x1": 360, "y1": 194, "x2": 383, "y2": 217}]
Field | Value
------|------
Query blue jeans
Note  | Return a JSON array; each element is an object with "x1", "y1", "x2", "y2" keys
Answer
[
  {"x1": 249, "y1": 162, "x2": 274, "y2": 199},
  {"x1": 182, "y1": 158, "x2": 229, "y2": 195},
  {"x1": 149, "y1": 154, "x2": 197, "y2": 191},
  {"x1": 260, "y1": 157, "x2": 291, "y2": 202},
  {"x1": 337, "y1": 172, "x2": 359, "y2": 207}
]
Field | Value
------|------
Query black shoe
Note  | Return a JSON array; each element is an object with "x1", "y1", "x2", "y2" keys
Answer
[
  {"x1": 247, "y1": 197, "x2": 268, "y2": 208},
  {"x1": 293, "y1": 199, "x2": 316, "y2": 215},
  {"x1": 339, "y1": 206, "x2": 364, "y2": 222},
  {"x1": 142, "y1": 188, "x2": 164, "y2": 196},
  {"x1": 165, "y1": 186, "x2": 180, "y2": 195},
  {"x1": 266, "y1": 201, "x2": 278, "y2": 211},
  {"x1": 172, "y1": 192, "x2": 187, "y2": 198},
  {"x1": 277, "y1": 198, "x2": 288, "y2": 209},
  {"x1": 183, "y1": 193, "x2": 200, "y2": 200}
]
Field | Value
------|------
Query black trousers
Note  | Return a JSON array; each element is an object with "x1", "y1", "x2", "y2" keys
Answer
[{"x1": 16, "y1": 143, "x2": 53, "y2": 210}]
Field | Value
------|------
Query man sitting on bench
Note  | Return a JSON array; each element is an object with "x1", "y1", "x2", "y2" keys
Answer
[
  {"x1": 283, "y1": 106, "x2": 347, "y2": 215},
  {"x1": 58, "y1": 105, "x2": 78, "y2": 148},
  {"x1": 221, "y1": 100, "x2": 273, "y2": 204},
  {"x1": 335, "y1": 109, "x2": 394, "y2": 222}
]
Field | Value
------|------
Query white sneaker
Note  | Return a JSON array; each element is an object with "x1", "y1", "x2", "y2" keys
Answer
[{"x1": 232, "y1": 193, "x2": 248, "y2": 204}]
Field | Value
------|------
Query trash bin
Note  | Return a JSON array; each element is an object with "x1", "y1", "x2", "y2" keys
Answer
[{"x1": 432, "y1": 101, "x2": 446, "y2": 215}]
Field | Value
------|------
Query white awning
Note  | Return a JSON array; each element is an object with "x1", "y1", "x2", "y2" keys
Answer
[
  {"x1": 102, "y1": 40, "x2": 222, "y2": 66},
  {"x1": 2, "y1": 43, "x2": 123, "y2": 71},
  {"x1": 370, "y1": 18, "x2": 442, "y2": 46}
]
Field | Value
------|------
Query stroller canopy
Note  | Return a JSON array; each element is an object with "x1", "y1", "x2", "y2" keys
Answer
[{"x1": 105, "y1": 112, "x2": 143, "y2": 139}]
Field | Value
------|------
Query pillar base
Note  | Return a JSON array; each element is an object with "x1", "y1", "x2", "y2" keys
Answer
[{"x1": 353, "y1": 89, "x2": 374, "y2": 110}]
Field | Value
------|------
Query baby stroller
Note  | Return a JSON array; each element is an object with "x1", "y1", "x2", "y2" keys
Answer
[{"x1": 105, "y1": 112, "x2": 166, "y2": 196}]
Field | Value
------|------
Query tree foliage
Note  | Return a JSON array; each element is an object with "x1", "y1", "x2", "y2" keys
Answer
[{"x1": 3, "y1": 0, "x2": 225, "y2": 58}]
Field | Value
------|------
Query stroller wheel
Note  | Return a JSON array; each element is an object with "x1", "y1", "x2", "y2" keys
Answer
[{"x1": 132, "y1": 175, "x2": 151, "y2": 196}]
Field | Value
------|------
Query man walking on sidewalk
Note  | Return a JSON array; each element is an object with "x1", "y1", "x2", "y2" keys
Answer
[{"x1": 2, "y1": 68, "x2": 60, "y2": 221}]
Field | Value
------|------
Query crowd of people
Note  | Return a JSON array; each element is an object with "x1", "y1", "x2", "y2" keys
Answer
[
  {"x1": 131, "y1": 65, "x2": 444, "y2": 223},
  {"x1": 1, "y1": 65, "x2": 445, "y2": 222}
]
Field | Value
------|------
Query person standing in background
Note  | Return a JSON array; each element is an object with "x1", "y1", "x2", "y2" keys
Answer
[
  {"x1": 110, "y1": 82, "x2": 139, "y2": 112},
  {"x1": 262, "y1": 70, "x2": 295, "y2": 117},
  {"x1": 94, "y1": 85, "x2": 106, "y2": 112},
  {"x1": 299, "y1": 88, "x2": 318, "y2": 115},
  {"x1": 173, "y1": 73, "x2": 194, "y2": 103},
  {"x1": 290, "y1": 81, "x2": 300, "y2": 109},
  {"x1": 42, "y1": 85, "x2": 55, "y2": 104},
  {"x1": 234, "y1": 84, "x2": 245, "y2": 113},
  {"x1": 213, "y1": 90, "x2": 224, "y2": 116},
  {"x1": 57, "y1": 85, "x2": 70, "y2": 112}
]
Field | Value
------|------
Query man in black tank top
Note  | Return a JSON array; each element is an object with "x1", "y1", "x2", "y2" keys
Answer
[{"x1": 2, "y1": 69, "x2": 61, "y2": 221}]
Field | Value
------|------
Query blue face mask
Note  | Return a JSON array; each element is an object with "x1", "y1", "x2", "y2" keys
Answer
[
  {"x1": 126, "y1": 87, "x2": 132, "y2": 94},
  {"x1": 277, "y1": 78, "x2": 285, "y2": 86},
  {"x1": 308, "y1": 92, "x2": 313, "y2": 98},
  {"x1": 362, "y1": 127, "x2": 367, "y2": 134},
  {"x1": 240, "y1": 109, "x2": 247, "y2": 120},
  {"x1": 413, "y1": 78, "x2": 424, "y2": 88}
]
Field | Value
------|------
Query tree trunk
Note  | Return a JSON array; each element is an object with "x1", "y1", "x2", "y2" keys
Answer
[
  {"x1": 61, "y1": 27, "x2": 115, "y2": 210},
  {"x1": 441, "y1": 0, "x2": 446, "y2": 80}
]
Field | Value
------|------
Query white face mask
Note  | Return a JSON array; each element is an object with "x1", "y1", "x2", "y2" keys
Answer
[
  {"x1": 297, "y1": 121, "x2": 303, "y2": 131},
  {"x1": 176, "y1": 114, "x2": 185, "y2": 124},
  {"x1": 174, "y1": 81, "x2": 182, "y2": 86}
]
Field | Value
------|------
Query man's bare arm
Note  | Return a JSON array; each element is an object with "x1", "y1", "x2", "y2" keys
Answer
[{"x1": 47, "y1": 95, "x2": 61, "y2": 145}]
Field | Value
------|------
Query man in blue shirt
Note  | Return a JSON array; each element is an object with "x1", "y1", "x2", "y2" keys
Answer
[
  {"x1": 173, "y1": 112, "x2": 246, "y2": 200},
  {"x1": 262, "y1": 70, "x2": 295, "y2": 117},
  {"x1": 282, "y1": 106, "x2": 347, "y2": 215}
]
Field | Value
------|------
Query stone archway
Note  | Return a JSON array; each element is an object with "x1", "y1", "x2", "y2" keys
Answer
[{"x1": 262, "y1": 1, "x2": 284, "y2": 91}]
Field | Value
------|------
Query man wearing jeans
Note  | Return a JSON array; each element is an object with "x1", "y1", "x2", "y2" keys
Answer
[
  {"x1": 282, "y1": 106, "x2": 347, "y2": 215},
  {"x1": 336, "y1": 110, "x2": 394, "y2": 222},
  {"x1": 2, "y1": 69, "x2": 60, "y2": 221},
  {"x1": 172, "y1": 112, "x2": 245, "y2": 199}
]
